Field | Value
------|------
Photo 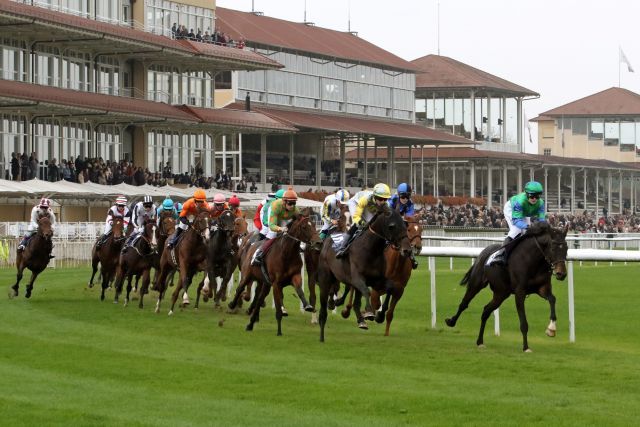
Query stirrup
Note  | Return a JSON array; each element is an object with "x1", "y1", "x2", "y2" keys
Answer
[{"x1": 17, "y1": 245, "x2": 25, "y2": 251}]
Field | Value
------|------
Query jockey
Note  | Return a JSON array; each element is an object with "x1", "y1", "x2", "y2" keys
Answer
[
  {"x1": 258, "y1": 189, "x2": 285, "y2": 240},
  {"x1": 228, "y1": 194, "x2": 244, "y2": 218},
  {"x1": 156, "y1": 197, "x2": 178, "y2": 224},
  {"x1": 18, "y1": 198, "x2": 57, "y2": 257},
  {"x1": 492, "y1": 181, "x2": 546, "y2": 265},
  {"x1": 320, "y1": 188, "x2": 350, "y2": 240},
  {"x1": 167, "y1": 188, "x2": 209, "y2": 248},
  {"x1": 252, "y1": 187, "x2": 299, "y2": 266},
  {"x1": 96, "y1": 196, "x2": 129, "y2": 249},
  {"x1": 336, "y1": 183, "x2": 391, "y2": 258},
  {"x1": 126, "y1": 195, "x2": 157, "y2": 247},
  {"x1": 174, "y1": 202, "x2": 183, "y2": 216},
  {"x1": 388, "y1": 183, "x2": 415, "y2": 217},
  {"x1": 254, "y1": 192, "x2": 275, "y2": 232},
  {"x1": 210, "y1": 193, "x2": 229, "y2": 220},
  {"x1": 388, "y1": 183, "x2": 418, "y2": 269}
]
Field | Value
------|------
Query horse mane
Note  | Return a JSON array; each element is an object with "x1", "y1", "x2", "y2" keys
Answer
[{"x1": 526, "y1": 221, "x2": 550, "y2": 237}]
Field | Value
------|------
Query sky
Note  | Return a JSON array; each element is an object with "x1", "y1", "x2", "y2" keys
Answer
[{"x1": 216, "y1": 0, "x2": 640, "y2": 153}]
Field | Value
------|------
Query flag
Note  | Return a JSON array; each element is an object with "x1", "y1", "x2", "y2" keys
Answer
[
  {"x1": 620, "y1": 47, "x2": 634, "y2": 72},
  {"x1": 524, "y1": 111, "x2": 533, "y2": 143}
]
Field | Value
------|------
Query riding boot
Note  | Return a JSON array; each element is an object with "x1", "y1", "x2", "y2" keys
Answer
[
  {"x1": 17, "y1": 235, "x2": 29, "y2": 251},
  {"x1": 96, "y1": 233, "x2": 108, "y2": 250},
  {"x1": 251, "y1": 248, "x2": 264, "y2": 266},
  {"x1": 319, "y1": 230, "x2": 328, "y2": 240},
  {"x1": 335, "y1": 225, "x2": 357, "y2": 259},
  {"x1": 492, "y1": 236, "x2": 513, "y2": 265},
  {"x1": 167, "y1": 228, "x2": 183, "y2": 249}
]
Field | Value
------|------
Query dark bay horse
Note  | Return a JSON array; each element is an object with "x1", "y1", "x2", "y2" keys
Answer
[
  {"x1": 152, "y1": 212, "x2": 176, "y2": 290},
  {"x1": 228, "y1": 214, "x2": 320, "y2": 335},
  {"x1": 194, "y1": 210, "x2": 236, "y2": 309},
  {"x1": 342, "y1": 215, "x2": 423, "y2": 335},
  {"x1": 9, "y1": 217, "x2": 53, "y2": 299},
  {"x1": 114, "y1": 220, "x2": 157, "y2": 308},
  {"x1": 89, "y1": 217, "x2": 125, "y2": 301},
  {"x1": 445, "y1": 222, "x2": 568, "y2": 352},
  {"x1": 317, "y1": 206, "x2": 412, "y2": 342},
  {"x1": 155, "y1": 210, "x2": 210, "y2": 314}
]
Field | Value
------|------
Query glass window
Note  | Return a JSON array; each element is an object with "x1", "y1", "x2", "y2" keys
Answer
[
  {"x1": 604, "y1": 119, "x2": 619, "y2": 146},
  {"x1": 589, "y1": 120, "x2": 604, "y2": 140},
  {"x1": 572, "y1": 118, "x2": 588, "y2": 135}
]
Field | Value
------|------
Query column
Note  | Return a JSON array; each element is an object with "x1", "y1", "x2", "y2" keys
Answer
[
  {"x1": 502, "y1": 163, "x2": 508, "y2": 207},
  {"x1": 363, "y1": 136, "x2": 368, "y2": 187},
  {"x1": 420, "y1": 144, "x2": 424, "y2": 195},
  {"x1": 260, "y1": 134, "x2": 267, "y2": 192},
  {"x1": 529, "y1": 167, "x2": 535, "y2": 182},
  {"x1": 339, "y1": 135, "x2": 346, "y2": 188},
  {"x1": 595, "y1": 170, "x2": 600, "y2": 216},
  {"x1": 408, "y1": 144, "x2": 413, "y2": 189},
  {"x1": 315, "y1": 140, "x2": 322, "y2": 189},
  {"x1": 583, "y1": 169, "x2": 587, "y2": 211},
  {"x1": 517, "y1": 164, "x2": 523, "y2": 193},
  {"x1": 607, "y1": 172, "x2": 612, "y2": 215},
  {"x1": 570, "y1": 169, "x2": 576, "y2": 212},
  {"x1": 501, "y1": 96, "x2": 507, "y2": 144},
  {"x1": 387, "y1": 142, "x2": 392, "y2": 185},
  {"x1": 470, "y1": 90, "x2": 476, "y2": 142},
  {"x1": 289, "y1": 134, "x2": 294, "y2": 185},
  {"x1": 619, "y1": 171, "x2": 623, "y2": 214},
  {"x1": 557, "y1": 168, "x2": 562, "y2": 211},
  {"x1": 435, "y1": 145, "x2": 440, "y2": 198},
  {"x1": 470, "y1": 161, "x2": 476, "y2": 197},
  {"x1": 222, "y1": 134, "x2": 227, "y2": 174},
  {"x1": 487, "y1": 162, "x2": 492, "y2": 207},
  {"x1": 516, "y1": 97, "x2": 523, "y2": 152},
  {"x1": 543, "y1": 167, "x2": 548, "y2": 209},
  {"x1": 390, "y1": 144, "x2": 396, "y2": 187},
  {"x1": 486, "y1": 94, "x2": 492, "y2": 141}
]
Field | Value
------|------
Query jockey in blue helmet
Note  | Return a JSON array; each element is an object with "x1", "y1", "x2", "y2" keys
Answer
[
  {"x1": 388, "y1": 183, "x2": 415, "y2": 217},
  {"x1": 157, "y1": 197, "x2": 178, "y2": 225}
]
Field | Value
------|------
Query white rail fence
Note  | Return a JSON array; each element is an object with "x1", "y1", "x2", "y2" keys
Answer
[{"x1": 420, "y1": 242, "x2": 640, "y2": 344}]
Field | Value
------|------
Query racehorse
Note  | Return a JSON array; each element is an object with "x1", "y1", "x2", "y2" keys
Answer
[
  {"x1": 194, "y1": 210, "x2": 236, "y2": 309},
  {"x1": 228, "y1": 213, "x2": 320, "y2": 335},
  {"x1": 154, "y1": 210, "x2": 209, "y2": 314},
  {"x1": 445, "y1": 222, "x2": 568, "y2": 352},
  {"x1": 9, "y1": 216, "x2": 54, "y2": 299},
  {"x1": 341, "y1": 215, "x2": 423, "y2": 335},
  {"x1": 89, "y1": 217, "x2": 125, "y2": 301},
  {"x1": 114, "y1": 219, "x2": 157, "y2": 308},
  {"x1": 211, "y1": 215, "x2": 248, "y2": 304},
  {"x1": 152, "y1": 212, "x2": 176, "y2": 289},
  {"x1": 317, "y1": 206, "x2": 411, "y2": 342}
]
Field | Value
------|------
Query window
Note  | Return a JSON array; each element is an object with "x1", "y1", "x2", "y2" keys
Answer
[
  {"x1": 215, "y1": 71, "x2": 232, "y2": 90},
  {"x1": 543, "y1": 149, "x2": 552, "y2": 156},
  {"x1": 589, "y1": 119, "x2": 604, "y2": 140},
  {"x1": 620, "y1": 120, "x2": 635, "y2": 152},
  {"x1": 571, "y1": 118, "x2": 588, "y2": 135},
  {"x1": 604, "y1": 119, "x2": 619, "y2": 146}
]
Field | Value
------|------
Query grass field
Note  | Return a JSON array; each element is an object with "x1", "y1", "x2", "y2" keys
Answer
[{"x1": 1, "y1": 259, "x2": 639, "y2": 426}]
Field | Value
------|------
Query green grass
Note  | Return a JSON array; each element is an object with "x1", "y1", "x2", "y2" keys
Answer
[{"x1": 1, "y1": 260, "x2": 639, "y2": 426}]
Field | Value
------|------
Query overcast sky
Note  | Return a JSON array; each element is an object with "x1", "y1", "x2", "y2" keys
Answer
[{"x1": 217, "y1": 0, "x2": 640, "y2": 154}]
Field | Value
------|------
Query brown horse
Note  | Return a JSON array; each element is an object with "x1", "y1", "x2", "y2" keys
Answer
[
  {"x1": 114, "y1": 220, "x2": 157, "y2": 308},
  {"x1": 154, "y1": 210, "x2": 210, "y2": 315},
  {"x1": 9, "y1": 217, "x2": 54, "y2": 299},
  {"x1": 89, "y1": 217, "x2": 125, "y2": 301},
  {"x1": 228, "y1": 214, "x2": 320, "y2": 335},
  {"x1": 317, "y1": 206, "x2": 412, "y2": 342},
  {"x1": 151, "y1": 212, "x2": 175, "y2": 288},
  {"x1": 340, "y1": 215, "x2": 422, "y2": 334},
  {"x1": 194, "y1": 210, "x2": 237, "y2": 309},
  {"x1": 445, "y1": 222, "x2": 568, "y2": 352}
]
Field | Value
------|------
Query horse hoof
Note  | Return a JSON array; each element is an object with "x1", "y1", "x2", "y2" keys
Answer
[
  {"x1": 88, "y1": 282, "x2": 93, "y2": 288},
  {"x1": 123, "y1": 300, "x2": 128, "y2": 308},
  {"x1": 202, "y1": 295, "x2": 209, "y2": 303},
  {"x1": 281, "y1": 307, "x2": 288, "y2": 317},
  {"x1": 245, "y1": 324, "x2": 253, "y2": 331},
  {"x1": 375, "y1": 311, "x2": 385, "y2": 324},
  {"x1": 357, "y1": 321, "x2": 369, "y2": 330},
  {"x1": 311, "y1": 313, "x2": 318, "y2": 324},
  {"x1": 524, "y1": 348, "x2": 533, "y2": 353},
  {"x1": 545, "y1": 328, "x2": 556, "y2": 337},
  {"x1": 8, "y1": 289, "x2": 17, "y2": 299},
  {"x1": 327, "y1": 300, "x2": 336, "y2": 310},
  {"x1": 304, "y1": 304, "x2": 314, "y2": 313},
  {"x1": 154, "y1": 307, "x2": 160, "y2": 314},
  {"x1": 477, "y1": 344, "x2": 486, "y2": 349},
  {"x1": 25, "y1": 291, "x2": 32, "y2": 299},
  {"x1": 340, "y1": 309, "x2": 350, "y2": 319},
  {"x1": 168, "y1": 310, "x2": 173, "y2": 316},
  {"x1": 363, "y1": 312, "x2": 375, "y2": 321},
  {"x1": 100, "y1": 295, "x2": 105, "y2": 301},
  {"x1": 445, "y1": 318, "x2": 455, "y2": 327}
]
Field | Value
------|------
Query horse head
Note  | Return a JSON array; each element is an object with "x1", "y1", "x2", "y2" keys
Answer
[
  {"x1": 404, "y1": 215, "x2": 423, "y2": 256},
  {"x1": 287, "y1": 213, "x2": 322, "y2": 250},
  {"x1": 192, "y1": 211, "x2": 210, "y2": 242},
  {"x1": 370, "y1": 206, "x2": 411, "y2": 258},
  {"x1": 215, "y1": 210, "x2": 236, "y2": 234},
  {"x1": 159, "y1": 214, "x2": 176, "y2": 236},
  {"x1": 37, "y1": 216, "x2": 53, "y2": 240},
  {"x1": 233, "y1": 216, "x2": 248, "y2": 239},
  {"x1": 338, "y1": 204, "x2": 351, "y2": 232},
  {"x1": 111, "y1": 217, "x2": 125, "y2": 239},
  {"x1": 528, "y1": 222, "x2": 568, "y2": 280}
]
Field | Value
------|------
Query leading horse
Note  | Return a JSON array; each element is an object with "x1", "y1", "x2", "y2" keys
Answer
[
  {"x1": 9, "y1": 216, "x2": 53, "y2": 299},
  {"x1": 445, "y1": 222, "x2": 568, "y2": 352},
  {"x1": 317, "y1": 206, "x2": 412, "y2": 342}
]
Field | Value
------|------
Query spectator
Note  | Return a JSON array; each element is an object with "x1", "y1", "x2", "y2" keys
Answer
[{"x1": 10, "y1": 152, "x2": 19, "y2": 181}]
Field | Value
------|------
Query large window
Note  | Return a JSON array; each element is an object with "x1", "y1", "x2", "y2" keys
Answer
[
  {"x1": 589, "y1": 119, "x2": 604, "y2": 140},
  {"x1": 146, "y1": 0, "x2": 213, "y2": 38},
  {"x1": 0, "y1": 115, "x2": 25, "y2": 180},
  {"x1": 604, "y1": 119, "x2": 619, "y2": 146},
  {"x1": 0, "y1": 38, "x2": 27, "y2": 81},
  {"x1": 147, "y1": 131, "x2": 213, "y2": 175}
]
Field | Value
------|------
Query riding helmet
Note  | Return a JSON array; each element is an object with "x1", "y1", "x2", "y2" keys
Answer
[
  {"x1": 397, "y1": 183, "x2": 412, "y2": 197},
  {"x1": 283, "y1": 187, "x2": 298, "y2": 201},
  {"x1": 175, "y1": 202, "x2": 183, "y2": 213},
  {"x1": 213, "y1": 193, "x2": 226, "y2": 204},
  {"x1": 116, "y1": 196, "x2": 127, "y2": 206},
  {"x1": 228, "y1": 195, "x2": 241, "y2": 207},
  {"x1": 274, "y1": 189, "x2": 285, "y2": 199},
  {"x1": 143, "y1": 195, "x2": 153, "y2": 204},
  {"x1": 524, "y1": 181, "x2": 543, "y2": 196},
  {"x1": 193, "y1": 188, "x2": 206, "y2": 201},
  {"x1": 162, "y1": 199, "x2": 174, "y2": 210},
  {"x1": 372, "y1": 183, "x2": 391, "y2": 199},
  {"x1": 335, "y1": 189, "x2": 350, "y2": 202},
  {"x1": 39, "y1": 197, "x2": 51, "y2": 208}
]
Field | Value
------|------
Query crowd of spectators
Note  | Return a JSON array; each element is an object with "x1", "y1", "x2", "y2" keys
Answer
[{"x1": 171, "y1": 24, "x2": 245, "y2": 49}]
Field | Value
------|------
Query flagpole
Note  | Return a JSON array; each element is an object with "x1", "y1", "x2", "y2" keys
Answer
[{"x1": 619, "y1": 46, "x2": 621, "y2": 87}]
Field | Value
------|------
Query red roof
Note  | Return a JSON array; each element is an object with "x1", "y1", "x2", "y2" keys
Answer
[
  {"x1": 0, "y1": 1, "x2": 281, "y2": 70},
  {"x1": 529, "y1": 115, "x2": 554, "y2": 122},
  {"x1": 541, "y1": 87, "x2": 640, "y2": 117},
  {"x1": 177, "y1": 105, "x2": 296, "y2": 132},
  {"x1": 225, "y1": 102, "x2": 472, "y2": 144},
  {"x1": 411, "y1": 55, "x2": 538, "y2": 97},
  {"x1": 215, "y1": 7, "x2": 417, "y2": 72}
]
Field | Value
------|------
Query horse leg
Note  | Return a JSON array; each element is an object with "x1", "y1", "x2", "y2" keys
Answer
[
  {"x1": 169, "y1": 265, "x2": 188, "y2": 315},
  {"x1": 195, "y1": 277, "x2": 206, "y2": 309},
  {"x1": 100, "y1": 270, "x2": 110, "y2": 301},
  {"x1": 291, "y1": 274, "x2": 312, "y2": 312},
  {"x1": 10, "y1": 264, "x2": 24, "y2": 298},
  {"x1": 139, "y1": 269, "x2": 151, "y2": 309},
  {"x1": 88, "y1": 253, "x2": 99, "y2": 287},
  {"x1": 247, "y1": 282, "x2": 269, "y2": 331},
  {"x1": 272, "y1": 281, "x2": 285, "y2": 336},
  {"x1": 514, "y1": 291, "x2": 532, "y2": 352},
  {"x1": 340, "y1": 287, "x2": 354, "y2": 319},
  {"x1": 384, "y1": 288, "x2": 405, "y2": 337},
  {"x1": 113, "y1": 265, "x2": 125, "y2": 304},
  {"x1": 154, "y1": 264, "x2": 172, "y2": 314},
  {"x1": 445, "y1": 280, "x2": 486, "y2": 327},
  {"x1": 24, "y1": 271, "x2": 40, "y2": 299},
  {"x1": 539, "y1": 284, "x2": 557, "y2": 337},
  {"x1": 476, "y1": 291, "x2": 509, "y2": 348},
  {"x1": 124, "y1": 274, "x2": 134, "y2": 307},
  {"x1": 217, "y1": 269, "x2": 234, "y2": 306},
  {"x1": 352, "y1": 290, "x2": 368, "y2": 329},
  {"x1": 335, "y1": 284, "x2": 351, "y2": 307},
  {"x1": 228, "y1": 270, "x2": 252, "y2": 312},
  {"x1": 375, "y1": 289, "x2": 391, "y2": 324}
]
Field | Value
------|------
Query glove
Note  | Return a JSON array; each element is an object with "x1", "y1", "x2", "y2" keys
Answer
[
  {"x1": 279, "y1": 226, "x2": 288, "y2": 233},
  {"x1": 357, "y1": 219, "x2": 366, "y2": 228},
  {"x1": 331, "y1": 219, "x2": 338, "y2": 225}
]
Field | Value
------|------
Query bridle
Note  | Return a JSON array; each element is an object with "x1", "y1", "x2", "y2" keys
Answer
[
  {"x1": 533, "y1": 234, "x2": 566, "y2": 271},
  {"x1": 281, "y1": 216, "x2": 315, "y2": 246},
  {"x1": 367, "y1": 213, "x2": 410, "y2": 251}
]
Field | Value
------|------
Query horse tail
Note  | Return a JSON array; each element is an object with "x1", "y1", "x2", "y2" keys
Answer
[{"x1": 460, "y1": 266, "x2": 472, "y2": 287}]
